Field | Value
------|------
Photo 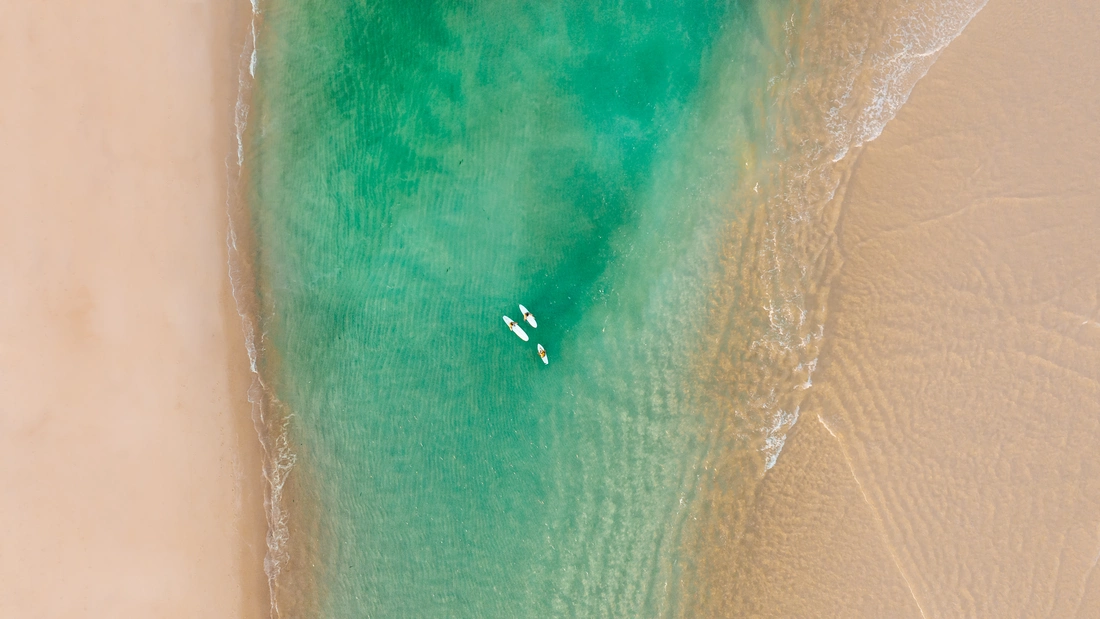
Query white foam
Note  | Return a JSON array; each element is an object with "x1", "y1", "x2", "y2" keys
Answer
[
  {"x1": 224, "y1": 0, "x2": 296, "y2": 616},
  {"x1": 828, "y1": 0, "x2": 990, "y2": 158},
  {"x1": 763, "y1": 406, "x2": 800, "y2": 470},
  {"x1": 738, "y1": 0, "x2": 988, "y2": 477}
]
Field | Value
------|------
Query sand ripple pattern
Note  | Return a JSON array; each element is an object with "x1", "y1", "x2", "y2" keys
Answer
[{"x1": 672, "y1": 0, "x2": 988, "y2": 612}]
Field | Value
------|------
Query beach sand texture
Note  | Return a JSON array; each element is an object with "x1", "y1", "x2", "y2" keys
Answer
[
  {"x1": 0, "y1": 1, "x2": 267, "y2": 617},
  {"x1": 711, "y1": 0, "x2": 1100, "y2": 616}
]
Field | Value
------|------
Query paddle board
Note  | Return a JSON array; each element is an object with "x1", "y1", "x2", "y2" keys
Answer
[
  {"x1": 502, "y1": 315, "x2": 529, "y2": 341},
  {"x1": 519, "y1": 304, "x2": 537, "y2": 328}
]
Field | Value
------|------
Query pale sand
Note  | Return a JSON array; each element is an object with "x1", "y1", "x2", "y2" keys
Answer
[
  {"x1": 0, "y1": 2, "x2": 267, "y2": 617},
  {"x1": 713, "y1": 0, "x2": 1100, "y2": 616}
]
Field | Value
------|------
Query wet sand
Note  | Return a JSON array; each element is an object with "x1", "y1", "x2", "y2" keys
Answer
[
  {"x1": 715, "y1": 0, "x2": 1100, "y2": 616},
  {"x1": 0, "y1": 1, "x2": 267, "y2": 617}
]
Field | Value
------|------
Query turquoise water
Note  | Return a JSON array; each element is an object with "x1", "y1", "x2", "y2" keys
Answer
[{"x1": 249, "y1": 1, "x2": 797, "y2": 616}]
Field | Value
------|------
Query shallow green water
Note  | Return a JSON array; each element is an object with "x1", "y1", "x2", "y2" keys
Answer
[{"x1": 249, "y1": 1, "x2": 791, "y2": 615}]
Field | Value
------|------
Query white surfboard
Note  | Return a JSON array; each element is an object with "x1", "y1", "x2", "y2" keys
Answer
[
  {"x1": 537, "y1": 344, "x2": 548, "y2": 365},
  {"x1": 502, "y1": 315, "x2": 529, "y2": 341},
  {"x1": 519, "y1": 304, "x2": 537, "y2": 328}
]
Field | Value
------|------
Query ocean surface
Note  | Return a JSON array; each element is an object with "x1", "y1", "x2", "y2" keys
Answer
[{"x1": 239, "y1": 0, "x2": 986, "y2": 615}]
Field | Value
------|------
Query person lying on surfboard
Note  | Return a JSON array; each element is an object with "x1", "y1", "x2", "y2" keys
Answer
[
  {"x1": 519, "y1": 304, "x2": 537, "y2": 328},
  {"x1": 502, "y1": 315, "x2": 529, "y2": 341}
]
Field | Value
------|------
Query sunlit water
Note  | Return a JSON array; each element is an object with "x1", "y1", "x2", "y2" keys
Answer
[{"x1": 242, "y1": 0, "x2": 986, "y2": 615}]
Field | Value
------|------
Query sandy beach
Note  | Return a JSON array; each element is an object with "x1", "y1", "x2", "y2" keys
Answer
[
  {"x1": 0, "y1": 1, "x2": 267, "y2": 617},
  {"x1": 712, "y1": 0, "x2": 1100, "y2": 616},
  {"x1": 7, "y1": 0, "x2": 1097, "y2": 615}
]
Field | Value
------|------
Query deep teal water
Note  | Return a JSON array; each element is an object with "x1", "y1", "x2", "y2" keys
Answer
[{"x1": 249, "y1": 1, "x2": 791, "y2": 616}]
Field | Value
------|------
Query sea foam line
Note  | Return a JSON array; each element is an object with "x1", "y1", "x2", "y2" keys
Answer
[
  {"x1": 225, "y1": 0, "x2": 297, "y2": 617},
  {"x1": 749, "y1": 0, "x2": 990, "y2": 473}
]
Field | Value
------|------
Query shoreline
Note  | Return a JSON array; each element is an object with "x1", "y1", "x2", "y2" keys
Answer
[
  {"x1": 709, "y1": 0, "x2": 1100, "y2": 614},
  {"x1": 1, "y1": 1, "x2": 269, "y2": 616},
  {"x1": 231, "y1": 8, "x2": 326, "y2": 614},
  {"x1": 678, "y1": 0, "x2": 987, "y2": 611},
  {"x1": 222, "y1": 2, "x2": 273, "y2": 614}
]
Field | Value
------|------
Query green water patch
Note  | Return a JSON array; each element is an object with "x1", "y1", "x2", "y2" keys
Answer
[{"x1": 249, "y1": 0, "x2": 785, "y2": 616}]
